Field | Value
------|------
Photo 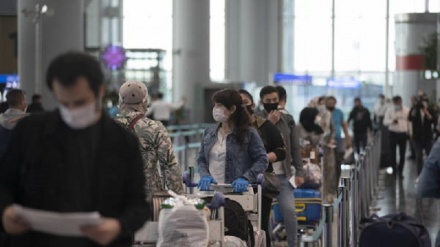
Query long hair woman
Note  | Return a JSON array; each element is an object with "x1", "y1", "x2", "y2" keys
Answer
[{"x1": 197, "y1": 88, "x2": 268, "y2": 193}]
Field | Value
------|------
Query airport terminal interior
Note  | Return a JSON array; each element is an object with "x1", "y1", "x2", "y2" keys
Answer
[{"x1": 1, "y1": 0, "x2": 440, "y2": 246}]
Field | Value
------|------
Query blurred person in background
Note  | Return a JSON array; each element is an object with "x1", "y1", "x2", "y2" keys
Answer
[
  {"x1": 347, "y1": 97, "x2": 373, "y2": 154},
  {"x1": 147, "y1": 92, "x2": 185, "y2": 126},
  {"x1": 408, "y1": 96, "x2": 436, "y2": 180},
  {"x1": 26, "y1": 94, "x2": 44, "y2": 113},
  {"x1": 0, "y1": 89, "x2": 28, "y2": 159},
  {"x1": 384, "y1": 95, "x2": 409, "y2": 178},
  {"x1": 326, "y1": 96, "x2": 352, "y2": 189}
]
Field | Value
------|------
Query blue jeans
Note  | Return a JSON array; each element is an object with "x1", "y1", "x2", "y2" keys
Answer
[{"x1": 276, "y1": 175, "x2": 297, "y2": 247}]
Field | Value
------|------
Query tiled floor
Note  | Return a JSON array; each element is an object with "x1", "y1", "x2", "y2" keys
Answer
[{"x1": 374, "y1": 158, "x2": 440, "y2": 245}]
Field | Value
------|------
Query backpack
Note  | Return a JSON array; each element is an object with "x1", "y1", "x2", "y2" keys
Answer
[
  {"x1": 205, "y1": 197, "x2": 255, "y2": 246},
  {"x1": 359, "y1": 213, "x2": 431, "y2": 247}
]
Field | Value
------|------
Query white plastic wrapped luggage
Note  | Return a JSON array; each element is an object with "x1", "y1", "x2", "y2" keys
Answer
[{"x1": 156, "y1": 194, "x2": 209, "y2": 247}]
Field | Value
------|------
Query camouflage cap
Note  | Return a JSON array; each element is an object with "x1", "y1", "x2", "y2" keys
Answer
[{"x1": 119, "y1": 81, "x2": 148, "y2": 104}]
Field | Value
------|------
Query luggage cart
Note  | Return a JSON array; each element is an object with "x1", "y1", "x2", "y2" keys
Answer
[
  {"x1": 133, "y1": 191, "x2": 226, "y2": 247},
  {"x1": 183, "y1": 171, "x2": 264, "y2": 246}
]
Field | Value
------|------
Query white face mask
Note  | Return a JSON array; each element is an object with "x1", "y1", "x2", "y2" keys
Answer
[
  {"x1": 212, "y1": 106, "x2": 229, "y2": 123},
  {"x1": 59, "y1": 102, "x2": 100, "y2": 129}
]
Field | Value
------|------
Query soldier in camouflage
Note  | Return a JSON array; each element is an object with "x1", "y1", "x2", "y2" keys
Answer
[{"x1": 114, "y1": 81, "x2": 184, "y2": 200}]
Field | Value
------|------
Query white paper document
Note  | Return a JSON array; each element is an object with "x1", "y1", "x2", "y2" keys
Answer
[{"x1": 13, "y1": 204, "x2": 102, "y2": 237}]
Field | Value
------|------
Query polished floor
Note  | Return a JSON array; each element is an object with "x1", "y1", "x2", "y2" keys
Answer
[{"x1": 375, "y1": 157, "x2": 440, "y2": 246}]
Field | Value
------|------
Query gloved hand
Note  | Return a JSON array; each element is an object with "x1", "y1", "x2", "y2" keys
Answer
[
  {"x1": 198, "y1": 176, "x2": 217, "y2": 191},
  {"x1": 231, "y1": 178, "x2": 249, "y2": 193}
]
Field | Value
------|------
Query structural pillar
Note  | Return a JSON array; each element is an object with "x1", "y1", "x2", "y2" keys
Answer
[
  {"x1": 172, "y1": 0, "x2": 210, "y2": 123},
  {"x1": 18, "y1": 0, "x2": 84, "y2": 110},
  {"x1": 225, "y1": 0, "x2": 283, "y2": 86},
  {"x1": 394, "y1": 13, "x2": 438, "y2": 106}
]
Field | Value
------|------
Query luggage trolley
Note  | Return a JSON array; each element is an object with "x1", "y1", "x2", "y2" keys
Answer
[
  {"x1": 133, "y1": 190, "x2": 226, "y2": 247},
  {"x1": 183, "y1": 172, "x2": 264, "y2": 247}
]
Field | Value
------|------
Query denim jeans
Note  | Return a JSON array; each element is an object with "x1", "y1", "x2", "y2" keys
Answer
[{"x1": 276, "y1": 175, "x2": 297, "y2": 247}]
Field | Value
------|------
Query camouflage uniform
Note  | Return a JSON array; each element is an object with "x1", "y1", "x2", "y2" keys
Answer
[{"x1": 114, "y1": 112, "x2": 184, "y2": 199}]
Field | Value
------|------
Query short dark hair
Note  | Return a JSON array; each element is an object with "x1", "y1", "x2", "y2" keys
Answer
[
  {"x1": 275, "y1": 85, "x2": 287, "y2": 102},
  {"x1": 354, "y1": 97, "x2": 361, "y2": 103},
  {"x1": 32, "y1": 94, "x2": 42, "y2": 103},
  {"x1": 46, "y1": 51, "x2": 104, "y2": 96},
  {"x1": 259, "y1": 85, "x2": 278, "y2": 99},
  {"x1": 157, "y1": 93, "x2": 164, "y2": 99},
  {"x1": 392, "y1": 96, "x2": 402, "y2": 103},
  {"x1": 326, "y1": 96, "x2": 337, "y2": 103},
  {"x1": 6, "y1": 89, "x2": 25, "y2": 108},
  {"x1": 238, "y1": 89, "x2": 254, "y2": 104},
  {"x1": 379, "y1": 94, "x2": 385, "y2": 99}
]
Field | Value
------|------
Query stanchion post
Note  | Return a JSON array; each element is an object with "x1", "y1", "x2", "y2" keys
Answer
[
  {"x1": 351, "y1": 165, "x2": 360, "y2": 247},
  {"x1": 339, "y1": 177, "x2": 350, "y2": 247},
  {"x1": 322, "y1": 204, "x2": 333, "y2": 247},
  {"x1": 188, "y1": 166, "x2": 194, "y2": 194}
]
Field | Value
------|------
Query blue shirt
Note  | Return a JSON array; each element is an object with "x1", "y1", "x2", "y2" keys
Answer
[{"x1": 331, "y1": 108, "x2": 344, "y2": 139}]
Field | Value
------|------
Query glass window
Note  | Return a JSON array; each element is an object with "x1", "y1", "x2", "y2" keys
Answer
[
  {"x1": 293, "y1": 0, "x2": 332, "y2": 73},
  {"x1": 210, "y1": 0, "x2": 225, "y2": 81},
  {"x1": 123, "y1": 0, "x2": 172, "y2": 70}
]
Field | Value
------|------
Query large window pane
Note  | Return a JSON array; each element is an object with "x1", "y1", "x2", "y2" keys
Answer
[
  {"x1": 293, "y1": 0, "x2": 332, "y2": 72},
  {"x1": 210, "y1": 0, "x2": 225, "y2": 81},
  {"x1": 123, "y1": 0, "x2": 172, "y2": 52}
]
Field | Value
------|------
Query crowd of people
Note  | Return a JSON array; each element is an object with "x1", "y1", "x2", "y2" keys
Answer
[{"x1": 1, "y1": 51, "x2": 440, "y2": 247}]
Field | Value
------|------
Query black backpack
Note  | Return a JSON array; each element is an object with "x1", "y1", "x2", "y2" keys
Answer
[
  {"x1": 359, "y1": 213, "x2": 431, "y2": 247},
  {"x1": 205, "y1": 197, "x2": 255, "y2": 246}
]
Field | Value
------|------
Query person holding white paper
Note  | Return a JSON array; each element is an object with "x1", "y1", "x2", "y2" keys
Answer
[{"x1": 0, "y1": 52, "x2": 149, "y2": 247}]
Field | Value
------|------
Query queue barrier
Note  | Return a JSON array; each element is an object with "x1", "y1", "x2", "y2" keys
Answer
[{"x1": 302, "y1": 132, "x2": 382, "y2": 247}]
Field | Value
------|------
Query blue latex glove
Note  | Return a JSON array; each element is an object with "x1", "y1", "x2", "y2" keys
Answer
[
  {"x1": 231, "y1": 178, "x2": 249, "y2": 193},
  {"x1": 198, "y1": 176, "x2": 217, "y2": 191}
]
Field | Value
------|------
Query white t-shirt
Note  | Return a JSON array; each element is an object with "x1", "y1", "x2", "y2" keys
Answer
[
  {"x1": 209, "y1": 131, "x2": 229, "y2": 184},
  {"x1": 148, "y1": 99, "x2": 183, "y2": 121}
]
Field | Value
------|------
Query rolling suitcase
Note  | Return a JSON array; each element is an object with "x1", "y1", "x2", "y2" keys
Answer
[{"x1": 272, "y1": 189, "x2": 322, "y2": 224}]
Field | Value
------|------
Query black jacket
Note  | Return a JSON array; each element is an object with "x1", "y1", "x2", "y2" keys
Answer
[
  {"x1": 252, "y1": 116, "x2": 287, "y2": 172},
  {"x1": 0, "y1": 111, "x2": 149, "y2": 247},
  {"x1": 408, "y1": 106, "x2": 436, "y2": 142},
  {"x1": 348, "y1": 106, "x2": 372, "y2": 134}
]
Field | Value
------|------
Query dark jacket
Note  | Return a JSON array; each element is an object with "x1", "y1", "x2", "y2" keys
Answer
[
  {"x1": 408, "y1": 105, "x2": 436, "y2": 143},
  {"x1": 252, "y1": 116, "x2": 287, "y2": 171},
  {"x1": 347, "y1": 106, "x2": 372, "y2": 134},
  {"x1": 258, "y1": 111, "x2": 304, "y2": 178},
  {"x1": 0, "y1": 111, "x2": 149, "y2": 247}
]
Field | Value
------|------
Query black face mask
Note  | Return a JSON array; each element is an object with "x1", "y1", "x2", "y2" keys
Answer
[
  {"x1": 263, "y1": 102, "x2": 279, "y2": 112},
  {"x1": 326, "y1": 106, "x2": 335, "y2": 111},
  {"x1": 245, "y1": 105, "x2": 254, "y2": 115}
]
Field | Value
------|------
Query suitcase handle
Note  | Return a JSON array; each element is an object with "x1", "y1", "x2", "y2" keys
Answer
[{"x1": 295, "y1": 203, "x2": 306, "y2": 213}]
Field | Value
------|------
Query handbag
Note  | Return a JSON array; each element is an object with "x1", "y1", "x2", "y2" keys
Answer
[{"x1": 262, "y1": 172, "x2": 280, "y2": 198}]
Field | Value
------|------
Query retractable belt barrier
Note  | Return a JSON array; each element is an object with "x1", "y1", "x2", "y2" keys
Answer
[
  {"x1": 168, "y1": 124, "x2": 382, "y2": 247},
  {"x1": 302, "y1": 132, "x2": 382, "y2": 247}
]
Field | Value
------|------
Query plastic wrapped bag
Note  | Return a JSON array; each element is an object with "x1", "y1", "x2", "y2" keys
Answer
[
  {"x1": 300, "y1": 161, "x2": 322, "y2": 190},
  {"x1": 157, "y1": 193, "x2": 209, "y2": 247}
]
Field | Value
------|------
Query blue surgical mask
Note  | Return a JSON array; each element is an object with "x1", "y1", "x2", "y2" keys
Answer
[{"x1": 394, "y1": 105, "x2": 402, "y2": 111}]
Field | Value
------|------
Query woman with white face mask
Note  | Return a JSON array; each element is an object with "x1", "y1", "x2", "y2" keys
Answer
[{"x1": 197, "y1": 89, "x2": 268, "y2": 193}]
